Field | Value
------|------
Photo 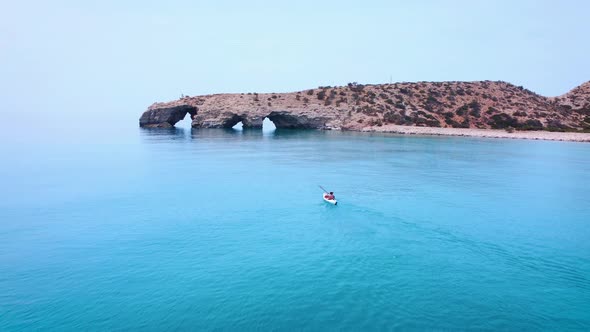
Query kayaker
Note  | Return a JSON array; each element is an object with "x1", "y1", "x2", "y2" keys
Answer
[{"x1": 325, "y1": 192, "x2": 335, "y2": 200}]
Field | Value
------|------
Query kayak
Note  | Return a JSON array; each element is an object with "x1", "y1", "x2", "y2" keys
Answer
[{"x1": 323, "y1": 193, "x2": 337, "y2": 205}]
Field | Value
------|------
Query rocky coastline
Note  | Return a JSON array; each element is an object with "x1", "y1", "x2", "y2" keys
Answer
[{"x1": 140, "y1": 80, "x2": 590, "y2": 142}]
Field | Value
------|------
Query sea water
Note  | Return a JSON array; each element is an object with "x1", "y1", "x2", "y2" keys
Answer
[{"x1": 1, "y1": 124, "x2": 590, "y2": 330}]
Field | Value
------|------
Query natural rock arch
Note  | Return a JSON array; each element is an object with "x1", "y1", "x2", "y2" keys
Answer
[
  {"x1": 222, "y1": 114, "x2": 245, "y2": 128},
  {"x1": 231, "y1": 117, "x2": 278, "y2": 130},
  {"x1": 266, "y1": 111, "x2": 324, "y2": 129},
  {"x1": 190, "y1": 111, "x2": 325, "y2": 130},
  {"x1": 139, "y1": 105, "x2": 197, "y2": 128},
  {"x1": 193, "y1": 112, "x2": 268, "y2": 129},
  {"x1": 140, "y1": 94, "x2": 335, "y2": 130}
]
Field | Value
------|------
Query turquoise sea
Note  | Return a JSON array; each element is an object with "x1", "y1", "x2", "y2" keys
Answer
[{"x1": 2, "y1": 121, "x2": 590, "y2": 330}]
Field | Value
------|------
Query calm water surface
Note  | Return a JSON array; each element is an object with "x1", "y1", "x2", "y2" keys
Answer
[{"x1": 1, "y1": 125, "x2": 590, "y2": 330}]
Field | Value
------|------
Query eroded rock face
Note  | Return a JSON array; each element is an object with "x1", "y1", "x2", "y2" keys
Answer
[
  {"x1": 139, "y1": 104, "x2": 197, "y2": 128},
  {"x1": 139, "y1": 81, "x2": 590, "y2": 131}
]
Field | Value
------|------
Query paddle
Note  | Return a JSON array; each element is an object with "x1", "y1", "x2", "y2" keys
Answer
[{"x1": 318, "y1": 185, "x2": 329, "y2": 193}]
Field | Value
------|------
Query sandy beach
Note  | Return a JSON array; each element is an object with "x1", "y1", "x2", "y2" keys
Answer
[{"x1": 362, "y1": 124, "x2": 590, "y2": 142}]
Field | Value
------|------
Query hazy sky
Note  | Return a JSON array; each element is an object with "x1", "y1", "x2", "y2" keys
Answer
[{"x1": 1, "y1": 0, "x2": 589, "y2": 125}]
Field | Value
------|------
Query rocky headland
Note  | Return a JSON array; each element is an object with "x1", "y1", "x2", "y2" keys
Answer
[{"x1": 139, "y1": 80, "x2": 590, "y2": 141}]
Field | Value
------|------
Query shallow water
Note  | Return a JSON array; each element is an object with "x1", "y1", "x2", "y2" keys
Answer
[{"x1": 2, "y1": 126, "x2": 590, "y2": 330}]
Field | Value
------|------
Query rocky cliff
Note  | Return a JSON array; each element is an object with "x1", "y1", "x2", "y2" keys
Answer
[{"x1": 140, "y1": 81, "x2": 590, "y2": 132}]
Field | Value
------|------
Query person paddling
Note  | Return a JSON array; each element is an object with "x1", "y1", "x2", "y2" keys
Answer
[{"x1": 319, "y1": 185, "x2": 338, "y2": 205}]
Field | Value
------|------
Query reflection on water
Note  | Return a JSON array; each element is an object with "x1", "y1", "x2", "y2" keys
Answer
[
  {"x1": 139, "y1": 127, "x2": 189, "y2": 141},
  {"x1": 140, "y1": 126, "x2": 336, "y2": 143}
]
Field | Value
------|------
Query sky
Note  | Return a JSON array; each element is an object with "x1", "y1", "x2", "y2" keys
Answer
[{"x1": 1, "y1": 0, "x2": 589, "y2": 127}]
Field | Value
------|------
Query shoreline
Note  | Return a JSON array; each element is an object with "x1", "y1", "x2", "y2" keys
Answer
[{"x1": 359, "y1": 124, "x2": 590, "y2": 142}]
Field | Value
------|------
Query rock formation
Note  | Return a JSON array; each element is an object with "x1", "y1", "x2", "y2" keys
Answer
[
  {"x1": 139, "y1": 104, "x2": 197, "y2": 128},
  {"x1": 140, "y1": 81, "x2": 590, "y2": 132}
]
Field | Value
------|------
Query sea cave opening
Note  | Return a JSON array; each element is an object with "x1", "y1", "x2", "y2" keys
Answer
[
  {"x1": 232, "y1": 121, "x2": 243, "y2": 130},
  {"x1": 231, "y1": 118, "x2": 277, "y2": 132},
  {"x1": 266, "y1": 112, "x2": 304, "y2": 129},
  {"x1": 176, "y1": 112, "x2": 194, "y2": 129},
  {"x1": 165, "y1": 106, "x2": 197, "y2": 129},
  {"x1": 223, "y1": 114, "x2": 245, "y2": 129},
  {"x1": 263, "y1": 117, "x2": 277, "y2": 132}
]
